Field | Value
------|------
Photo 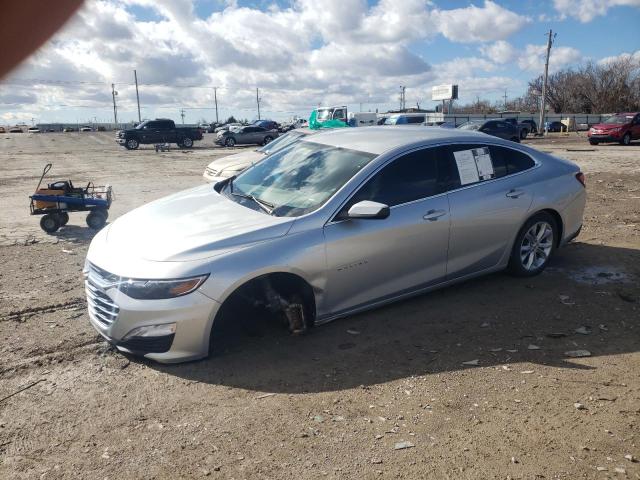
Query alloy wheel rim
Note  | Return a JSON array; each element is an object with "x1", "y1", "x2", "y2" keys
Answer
[
  {"x1": 520, "y1": 221, "x2": 553, "y2": 270},
  {"x1": 128, "y1": 139, "x2": 137, "y2": 148}
]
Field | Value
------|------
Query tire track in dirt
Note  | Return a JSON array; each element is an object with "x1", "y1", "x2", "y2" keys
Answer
[{"x1": 1, "y1": 298, "x2": 86, "y2": 323}]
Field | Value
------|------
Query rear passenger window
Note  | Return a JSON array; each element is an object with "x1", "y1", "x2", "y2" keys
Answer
[
  {"x1": 489, "y1": 146, "x2": 535, "y2": 174},
  {"x1": 446, "y1": 144, "x2": 506, "y2": 184}
]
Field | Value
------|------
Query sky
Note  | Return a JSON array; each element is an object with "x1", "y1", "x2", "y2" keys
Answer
[{"x1": 1, "y1": 0, "x2": 639, "y2": 125}]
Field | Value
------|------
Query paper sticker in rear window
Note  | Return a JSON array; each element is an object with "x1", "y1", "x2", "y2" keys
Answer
[{"x1": 453, "y1": 147, "x2": 495, "y2": 185}]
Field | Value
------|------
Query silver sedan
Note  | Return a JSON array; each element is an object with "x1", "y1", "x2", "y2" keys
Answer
[{"x1": 85, "y1": 127, "x2": 586, "y2": 363}]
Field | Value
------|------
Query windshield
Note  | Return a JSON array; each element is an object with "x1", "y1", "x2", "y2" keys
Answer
[
  {"x1": 458, "y1": 122, "x2": 482, "y2": 130},
  {"x1": 316, "y1": 109, "x2": 332, "y2": 121},
  {"x1": 257, "y1": 131, "x2": 304, "y2": 154},
  {"x1": 226, "y1": 141, "x2": 376, "y2": 217},
  {"x1": 602, "y1": 114, "x2": 632, "y2": 125}
]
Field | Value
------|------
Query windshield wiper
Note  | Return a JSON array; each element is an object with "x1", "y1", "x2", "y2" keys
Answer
[
  {"x1": 230, "y1": 190, "x2": 275, "y2": 215},
  {"x1": 226, "y1": 176, "x2": 275, "y2": 215}
]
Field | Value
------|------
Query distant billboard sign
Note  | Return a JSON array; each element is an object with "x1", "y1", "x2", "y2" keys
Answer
[{"x1": 432, "y1": 84, "x2": 458, "y2": 101}]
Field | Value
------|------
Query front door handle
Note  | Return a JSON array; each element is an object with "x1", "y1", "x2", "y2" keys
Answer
[
  {"x1": 423, "y1": 209, "x2": 446, "y2": 221},
  {"x1": 506, "y1": 189, "x2": 525, "y2": 199}
]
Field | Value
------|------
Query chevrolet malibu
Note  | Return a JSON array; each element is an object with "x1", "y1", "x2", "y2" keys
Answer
[{"x1": 84, "y1": 127, "x2": 586, "y2": 363}]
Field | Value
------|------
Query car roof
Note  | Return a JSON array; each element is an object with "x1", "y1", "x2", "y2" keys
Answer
[{"x1": 303, "y1": 126, "x2": 502, "y2": 155}]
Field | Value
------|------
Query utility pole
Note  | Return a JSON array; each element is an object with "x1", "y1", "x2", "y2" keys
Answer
[
  {"x1": 256, "y1": 88, "x2": 261, "y2": 120},
  {"x1": 213, "y1": 87, "x2": 219, "y2": 124},
  {"x1": 399, "y1": 86, "x2": 406, "y2": 111},
  {"x1": 180, "y1": 108, "x2": 185, "y2": 124},
  {"x1": 111, "y1": 83, "x2": 118, "y2": 129},
  {"x1": 539, "y1": 29, "x2": 555, "y2": 136},
  {"x1": 134, "y1": 69, "x2": 141, "y2": 123},
  {"x1": 503, "y1": 90, "x2": 508, "y2": 110}
]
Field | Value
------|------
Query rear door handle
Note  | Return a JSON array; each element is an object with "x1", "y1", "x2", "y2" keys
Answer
[
  {"x1": 423, "y1": 209, "x2": 446, "y2": 221},
  {"x1": 506, "y1": 189, "x2": 525, "y2": 199}
]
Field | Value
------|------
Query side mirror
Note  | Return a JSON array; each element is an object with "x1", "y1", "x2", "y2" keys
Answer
[{"x1": 347, "y1": 200, "x2": 390, "y2": 220}]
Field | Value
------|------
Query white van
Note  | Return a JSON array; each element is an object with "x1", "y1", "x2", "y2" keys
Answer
[{"x1": 383, "y1": 113, "x2": 426, "y2": 125}]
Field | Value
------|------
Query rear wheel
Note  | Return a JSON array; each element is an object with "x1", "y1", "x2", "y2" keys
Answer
[
  {"x1": 520, "y1": 129, "x2": 528, "y2": 140},
  {"x1": 508, "y1": 212, "x2": 557, "y2": 277},
  {"x1": 59, "y1": 212, "x2": 69, "y2": 226},
  {"x1": 40, "y1": 214, "x2": 61, "y2": 234},
  {"x1": 621, "y1": 132, "x2": 631, "y2": 146},
  {"x1": 125, "y1": 138, "x2": 139, "y2": 150},
  {"x1": 510, "y1": 137, "x2": 520, "y2": 143},
  {"x1": 263, "y1": 136, "x2": 273, "y2": 145},
  {"x1": 589, "y1": 139, "x2": 599, "y2": 145},
  {"x1": 181, "y1": 137, "x2": 194, "y2": 148},
  {"x1": 86, "y1": 209, "x2": 108, "y2": 230},
  {"x1": 225, "y1": 137, "x2": 236, "y2": 147}
]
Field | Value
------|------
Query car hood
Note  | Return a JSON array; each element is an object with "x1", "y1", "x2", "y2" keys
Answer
[
  {"x1": 206, "y1": 150, "x2": 264, "y2": 172},
  {"x1": 105, "y1": 184, "x2": 294, "y2": 262},
  {"x1": 591, "y1": 123, "x2": 627, "y2": 130}
]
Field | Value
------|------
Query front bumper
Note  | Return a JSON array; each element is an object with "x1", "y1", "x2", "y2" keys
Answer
[
  {"x1": 116, "y1": 137, "x2": 126, "y2": 145},
  {"x1": 85, "y1": 264, "x2": 220, "y2": 363},
  {"x1": 588, "y1": 134, "x2": 621, "y2": 142}
]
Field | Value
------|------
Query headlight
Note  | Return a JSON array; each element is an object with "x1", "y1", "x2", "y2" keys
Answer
[{"x1": 117, "y1": 275, "x2": 208, "y2": 300}]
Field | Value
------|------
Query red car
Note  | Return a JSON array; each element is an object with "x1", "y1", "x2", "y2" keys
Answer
[{"x1": 588, "y1": 112, "x2": 640, "y2": 146}]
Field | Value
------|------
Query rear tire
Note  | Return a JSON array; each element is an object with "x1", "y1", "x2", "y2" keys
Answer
[
  {"x1": 520, "y1": 129, "x2": 528, "y2": 140},
  {"x1": 182, "y1": 137, "x2": 194, "y2": 148},
  {"x1": 86, "y1": 209, "x2": 108, "y2": 230},
  {"x1": 510, "y1": 137, "x2": 520, "y2": 143},
  {"x1": 589, "y1": 139, "x2": 598, "y2": 145},
  {"x1": 263, "y1": 136, "x2": 273, "y2": 145},
  {"x1": 59, "y1": 212, "x2": 69, "y2": 226},
  {"x1": 621, "y1": 132, "x2": 631, "y2": 146},
  {"x1": 40, "y1": 214, "x2": 61, "y2": 234},
  {"x1": 508, "y1": 212, "x2": 557, "y2": 277}
]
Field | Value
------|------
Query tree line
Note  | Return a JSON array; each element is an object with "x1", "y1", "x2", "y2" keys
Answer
[{"x1": 455, "y1": 56, "x2": 640, "y2": 114}]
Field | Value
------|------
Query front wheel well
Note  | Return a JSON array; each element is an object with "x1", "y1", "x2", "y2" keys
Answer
[{"x1": 210, "y1": 272, "x2": 316, "y2": 352}]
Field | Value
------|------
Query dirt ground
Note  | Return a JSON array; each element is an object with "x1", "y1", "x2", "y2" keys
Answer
[{"x1": 0, "y1": 131, "x2": 639, "y2": 479}]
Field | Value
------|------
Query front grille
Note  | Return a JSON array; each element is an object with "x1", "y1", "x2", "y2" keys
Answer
[
  {"x1": 85, "y1": 263, "x2": 120, "y2": 327},
  {"x1": 205, "y1": 167, "x2": 217, "y2": 176}
]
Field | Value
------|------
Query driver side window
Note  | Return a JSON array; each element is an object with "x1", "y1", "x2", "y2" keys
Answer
[{"x1": 338, "y1": 147, "x2": 448, "y2": 218}]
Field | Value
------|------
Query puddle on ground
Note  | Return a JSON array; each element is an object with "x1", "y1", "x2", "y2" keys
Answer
[{"x1": 548, "y1": 265, "x2": 632, "y2": 285}]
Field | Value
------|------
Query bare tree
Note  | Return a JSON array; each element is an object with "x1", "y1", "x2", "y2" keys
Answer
[{"x1": 527, "y1": 56, "x2": 640, "y2": 113}]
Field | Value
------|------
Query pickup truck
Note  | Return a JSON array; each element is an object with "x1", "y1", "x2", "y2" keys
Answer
[
  {"x1": 503, "y1": 118, "x2": 532, "y2": 139},
  {"x1": 116, "y1": 119, "x2": 203, "y2": 150}
]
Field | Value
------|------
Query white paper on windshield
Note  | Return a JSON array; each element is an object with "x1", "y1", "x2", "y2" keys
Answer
[{"x1": 453, "y1": 147, "x2": 494, "y2": 184}]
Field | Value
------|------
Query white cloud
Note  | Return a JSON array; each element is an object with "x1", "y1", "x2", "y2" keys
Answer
[
  {"x1": 598, "y1": 50, "x2": 640, "y2": 65},
  {"x1": 0, "y1": 0, "x2": 557, "y2": 123},
  {"x1": 432, "y1": 1, "x2": 530, "y2": 43},
  {"x1": 517, "y1": 44, "x2": 583, "y2": 73},
  {"x1": 553, "y1": 0, "x2": 640, "y2": 23},
  {"x1": 480, "y1": 41, "x2": 518, "y2": 64}
]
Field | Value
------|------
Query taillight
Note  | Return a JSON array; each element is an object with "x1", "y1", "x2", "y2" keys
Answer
[{"x1": 575, "y1": 172, "x2": 586, "y2": 187}]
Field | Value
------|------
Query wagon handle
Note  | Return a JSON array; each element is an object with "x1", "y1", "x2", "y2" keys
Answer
[{"x1": 35, "y1": 163, "x2": 53, "y2": 192}]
